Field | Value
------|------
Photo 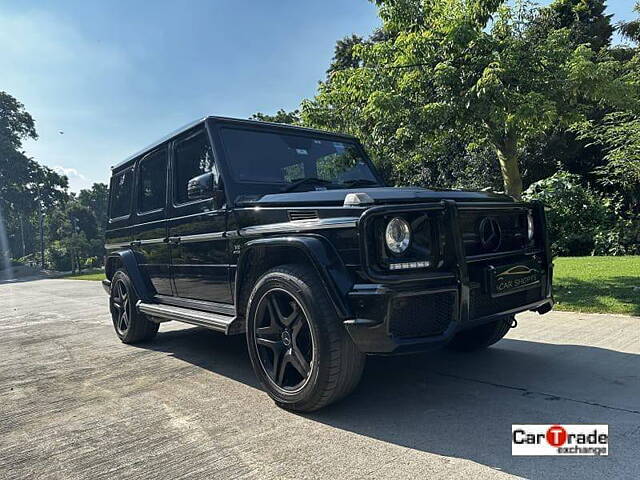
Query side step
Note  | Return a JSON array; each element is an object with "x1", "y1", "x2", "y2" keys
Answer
[{"x1": 137, "y1": 301, "x2": 242, "y2": 335}]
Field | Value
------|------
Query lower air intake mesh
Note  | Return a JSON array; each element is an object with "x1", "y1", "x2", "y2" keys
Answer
[{"x1": 389, "y1": 291, "x2": 457, "y2": 338}]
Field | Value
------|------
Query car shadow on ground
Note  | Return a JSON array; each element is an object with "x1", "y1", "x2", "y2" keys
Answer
[{"x1": 140, "y1": 327, "x2": 640, "y2": 479}]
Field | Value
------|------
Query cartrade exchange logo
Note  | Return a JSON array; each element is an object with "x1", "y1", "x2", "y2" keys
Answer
[{"x1": 512, "y1": 425, "x2": 608, "y2": 456}]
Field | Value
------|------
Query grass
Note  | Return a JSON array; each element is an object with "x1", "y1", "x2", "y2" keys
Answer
[
  {"x1": 63, "y1": 271, "x2": 106, "y2": 281},
  {"x1": 61, "y1": 257, "x2": 639, "y2": 316},
  {"x1": 553, "y1": 256, "x2": 640, "y2": 316}
]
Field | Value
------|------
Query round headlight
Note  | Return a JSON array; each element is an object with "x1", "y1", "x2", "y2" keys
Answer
[
  {"x1": 527, "y1": 211, "x2": 535, "y2": 241},
  {"x1": 385, "y1": 217, "x2": 411, "y2": 254}
]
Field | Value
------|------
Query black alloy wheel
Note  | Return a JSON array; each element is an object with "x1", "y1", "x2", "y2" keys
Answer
[
  {"x1": 253, "y1": 288, "x2": 315, "y2": 393},
  {"x1": 246, "y1": 264, "x2": 366, "y2": 412},
  {"x1": 111, "y1": 278, "x2": 131, "y2": 336}
]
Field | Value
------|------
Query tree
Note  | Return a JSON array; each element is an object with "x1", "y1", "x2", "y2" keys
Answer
[
  {"x1": 250, "y1": 109, "x2": 301, "y2": 125},
  {"x1": 619, "y1": 2, "x2": 640, "y2": 44},
  {"x1": 302, "y1": 0, "x2": 637, "y2": 199},
  {"x1": 547, "y1": 0, "x2": 613, "y2": 50},
  {"x1": 77, "y1": 183, "x2": 109, "y2": 235},
  {"x1": 0, "y1": 91, "x2": 68, "y2": 260}
]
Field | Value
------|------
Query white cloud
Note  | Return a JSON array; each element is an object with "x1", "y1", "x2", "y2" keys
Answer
[{"x1": 53, "y1": 166, "x2": 93, "y2": 193}]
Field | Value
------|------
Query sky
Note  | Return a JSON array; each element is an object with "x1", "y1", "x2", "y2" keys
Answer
[{"x1": 1, "y1": 0, "x2": 636, "y2": 192}]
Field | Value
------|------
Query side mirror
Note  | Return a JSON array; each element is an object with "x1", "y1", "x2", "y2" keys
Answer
[
  {"x1": 187, "y1": 172, "x2": 225, "y2": 208},
  {"x1": 187, "y1": 172, "x2": 214, "y2": 201}
]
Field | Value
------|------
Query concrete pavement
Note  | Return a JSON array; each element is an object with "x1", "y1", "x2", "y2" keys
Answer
[{"x1": 0, "y1": 279, "x2": 638, "y2": 479}]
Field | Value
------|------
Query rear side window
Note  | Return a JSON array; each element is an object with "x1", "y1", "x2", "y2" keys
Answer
[
  {"x1": 173, "y1": 130, "x2": 216, "y2": 204},
  {"x1": 109, "y1": 169, "x2": 133, "y2": 219},
  {"x1": 138, "y1": 148, "x2": 168, "y2": 213}
]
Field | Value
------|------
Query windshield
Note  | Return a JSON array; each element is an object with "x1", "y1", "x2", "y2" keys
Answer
[{"x1": 220, "y1": 127, "x2": 380, "y2": 191}]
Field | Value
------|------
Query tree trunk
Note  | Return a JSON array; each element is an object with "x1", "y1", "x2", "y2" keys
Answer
[{"x1": 495, "y1": 136, "x2": 523, "y2": 200}]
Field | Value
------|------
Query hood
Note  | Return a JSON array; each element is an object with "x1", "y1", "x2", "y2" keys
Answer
[{"x1": 235, "y1": 187, "x2": 513, "y2": 207}]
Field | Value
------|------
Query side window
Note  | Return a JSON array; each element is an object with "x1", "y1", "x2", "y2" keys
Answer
[
  {"x1": 109, "y1": 169, "x2": 133, "y2": 219},
  {"x1": 138, "y1": 148, "x2": 168, "y2": 213},
  {"x1": 173, "y1": 130, "x2": 217, "y2": 204}
]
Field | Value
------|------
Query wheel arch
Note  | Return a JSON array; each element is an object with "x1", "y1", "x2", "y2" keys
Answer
[
  {"x1": 105, "y1": 249, "x2": 154, "y2": 302},
  {"x1": 234, "y1": 235, "x2": 354, "y2": 320}
]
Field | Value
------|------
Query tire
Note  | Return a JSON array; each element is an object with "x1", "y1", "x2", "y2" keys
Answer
[
  {"x1": 109, "y1": 270, "x2": 159, "y2": 344},
  {"x1": 445, "y1": 315, "x2": 513, "y2": 352},
  {"x1": 246, "y1": 264, "x2": 365, "y2": 412}
]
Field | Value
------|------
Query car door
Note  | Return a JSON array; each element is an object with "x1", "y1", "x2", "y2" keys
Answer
[
  {"x1": 131, "y1": 146, "x2": 173, "y2": 296},
  {"x1": 167, "y1": 128, "x2": 232, "y2": 303}
]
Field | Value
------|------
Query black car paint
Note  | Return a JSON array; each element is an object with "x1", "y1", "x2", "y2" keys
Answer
[{"x1": 105, "y1": 116, "x2": 554, "y2": 354}]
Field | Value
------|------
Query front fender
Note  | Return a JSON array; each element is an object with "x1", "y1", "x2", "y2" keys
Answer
[
  {"x1": 235, "y1": 235, "x2": 354, "y2": 319},
  {"x1": 105, "y1": 249, "x2": 155, "y2": 302}
]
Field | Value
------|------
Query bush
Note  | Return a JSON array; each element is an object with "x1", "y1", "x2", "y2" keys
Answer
[
  {"x1": 523, "y1": 172, "x2": 612, "y2": 256},
  {"x1": 45, "y1": 242, "x2": 72, "y2": 271}
]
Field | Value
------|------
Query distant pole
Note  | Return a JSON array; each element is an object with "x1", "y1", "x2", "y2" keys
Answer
[
  {"x1": 20, "y1": 216, "x2": 25, "y2": 257},
  {"x1": 40, "y1": 203, "x2": 45, "y2": 269},
  {"x1": 37, "y1": 185, "x2": 45, "y2": 270}
]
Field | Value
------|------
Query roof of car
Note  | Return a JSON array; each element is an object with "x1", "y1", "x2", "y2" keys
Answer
[{"x1": 111, "y1": 116, "x2": 357, "y2": 172}]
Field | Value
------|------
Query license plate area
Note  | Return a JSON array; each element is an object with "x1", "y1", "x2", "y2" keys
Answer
[{"x1": 487, "y1": 261, "x2": 541, "y2": 297}]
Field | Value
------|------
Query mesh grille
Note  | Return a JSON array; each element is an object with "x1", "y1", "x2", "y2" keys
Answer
[
  {"x1": 288, "y1": 210, "x2": 319, "y2": 222},
  {"x1": 389, "y1": 291, "x2": 457, "y2": 338},
  {"x1": 469, "y1": 287, "x2": 542, "y2": 319}
]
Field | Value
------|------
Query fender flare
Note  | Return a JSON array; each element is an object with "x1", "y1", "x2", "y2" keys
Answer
[
  {"x1": 105, "y1": 249, "x2": 155, "y2": 302},
  {"x1": 235, "y1": 235, "x2": 354, "y2": 319}
]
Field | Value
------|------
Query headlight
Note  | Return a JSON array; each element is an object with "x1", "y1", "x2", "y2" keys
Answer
[
  {"x1": 527, "y1": 211, "x2": 535, "y2": 241},
  {"x1": 385, "y1": 217, "x2": 411, "y2": 254}
]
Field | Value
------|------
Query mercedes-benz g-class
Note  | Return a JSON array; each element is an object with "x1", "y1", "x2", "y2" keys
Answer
[{"x1": 103, "y1": 116, "x2": 553, "y2": 411}]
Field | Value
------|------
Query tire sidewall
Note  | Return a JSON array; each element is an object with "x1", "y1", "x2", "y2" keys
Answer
[
  {"x1": 246, "y1": 268, "x2": 330, "y2": 406},
  {"x1": 110, "y1": 270, "x2": 139, "y2": 343}
]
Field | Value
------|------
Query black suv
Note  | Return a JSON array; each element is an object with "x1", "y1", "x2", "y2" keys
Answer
[{"x1": 103, "y1": 116, "x2": 553, "y2": 411}]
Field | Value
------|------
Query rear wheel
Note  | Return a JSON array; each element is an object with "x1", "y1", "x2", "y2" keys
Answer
[
  {"x1": 446, "y1": 316, "x2": 513, "y2": 352},
  {"x1": 109, "y1": 270, "x2": 159, "y2": 344},
  {"x1": 246, "y1": 264, "x2": 365, "y2": 412}
]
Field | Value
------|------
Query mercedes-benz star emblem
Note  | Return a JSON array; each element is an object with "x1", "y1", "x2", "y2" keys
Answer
[{"x1": 479, "y1": 217, "x2": 502, "y2": 251}]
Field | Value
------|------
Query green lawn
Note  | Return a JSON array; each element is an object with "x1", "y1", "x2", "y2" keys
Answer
[
  {"x1": 61, "y1": 257, "x2": 639, "y2": 315},
  {"x1": 63, "y1": 271, "x2": 106, "y2": 281},
  {"x1": 553, "y1": 256, "x2": 640, "y2": 315}
]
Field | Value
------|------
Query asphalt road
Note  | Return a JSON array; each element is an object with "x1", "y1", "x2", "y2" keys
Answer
[{"x1": 1, "y1": 279, "x2": 638, "y2": 480}]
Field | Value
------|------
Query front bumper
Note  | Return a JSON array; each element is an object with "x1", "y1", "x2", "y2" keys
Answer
[
  {"x1": 344, "y1": 281, "x2": 553, "y2": 354},
  {"x1": 343, "y1": 200, "x2": 554, "y2": 354}
]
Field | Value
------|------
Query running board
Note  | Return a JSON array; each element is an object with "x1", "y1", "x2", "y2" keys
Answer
[{"x1": 137, "y1": 301, "x2": 242, "y2": 335}]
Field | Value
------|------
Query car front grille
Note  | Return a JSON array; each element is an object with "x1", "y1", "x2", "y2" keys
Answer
[
  {"x1": 389, "y1": 290, "x2": 457, "y2": 338},
  {"x1": 459, "y1": 210, "x2": 528, "y2": 257}
]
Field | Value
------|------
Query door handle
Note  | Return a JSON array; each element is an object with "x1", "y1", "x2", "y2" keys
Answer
[
  {"x1": 166, "y1": 236, "x2": 181, "y2": 245},
  {"x1": 130, "y1": 240, "x2": 141, "y2": 247}
]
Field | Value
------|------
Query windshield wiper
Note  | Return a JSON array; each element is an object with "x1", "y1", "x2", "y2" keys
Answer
[
  {"x1": 281, "y1": 177, "x2": 334, "y2": 192},
  {"x1": 341, "y1": 179, "x2": 379, "y2": 187}
]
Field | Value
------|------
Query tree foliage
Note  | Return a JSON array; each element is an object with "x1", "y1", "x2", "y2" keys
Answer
[
  {"x1": 250, "y1": 109, "x2": 301, "y2": 125},
  {"x1": 301, "y1": 0, "x2": 636, "y2": 199},
  {"x1": 1, "y1": 91, "x2": 108, "y2": 270}
]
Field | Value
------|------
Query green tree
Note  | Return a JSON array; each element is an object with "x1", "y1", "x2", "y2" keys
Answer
[
  {"x1": 250, "y1": 109, "x2": 301, "y2": 125},
  {"x1": 619, "y1": 2, "x2": 640, "y2": 44},
  {"x1": 547, "y1": 0, "x2": 613, "y2": 50},
  {"x1": 77, "y1": 182, "x2": 109, "y2": 235},
  {"x1": 0, "y1": 91, "x2": 68, "y2": 260},
  {"x1": 302, "y1": 0, "x2": 637, "y2": 199}
]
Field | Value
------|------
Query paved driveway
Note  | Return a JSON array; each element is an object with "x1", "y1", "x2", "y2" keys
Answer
[{"x1": 1, "y1": 279, "x2": 638, "y2": 479}]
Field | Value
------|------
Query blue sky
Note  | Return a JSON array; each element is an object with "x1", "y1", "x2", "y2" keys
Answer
[{"x1": 1, "y1": 1, "x2": 636, "y2": 191}]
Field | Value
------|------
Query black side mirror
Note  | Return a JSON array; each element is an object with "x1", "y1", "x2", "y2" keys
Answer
[
  {"x1": 187, "y1": 172, "x2": 225, "y2": 208},
  {"x1": 187, "y1": 172, "x2": 214, "y2": 201}
]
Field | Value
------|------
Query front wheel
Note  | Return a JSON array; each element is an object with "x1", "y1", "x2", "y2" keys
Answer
[
  {"x1": 446, "y1": 316, "x2": 513, "y2": 352},
  {"x1": 246, "y1": 264, "x2": 365, "y2": 412}
]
